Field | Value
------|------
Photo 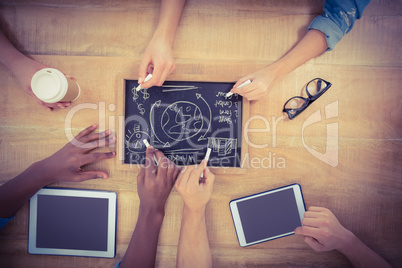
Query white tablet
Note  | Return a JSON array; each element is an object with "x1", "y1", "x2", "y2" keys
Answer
[
  {"x1": 29, "y1": 188, "x2": 117, "y2": 258},
  {"x1": 229, "y1": 183, "x2": 305, "y2": 247}
]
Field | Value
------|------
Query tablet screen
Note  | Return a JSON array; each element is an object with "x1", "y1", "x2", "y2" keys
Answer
[
  {"x1": 237, "y1": 188, "x2": 301, "y2": 243},
  {"x1": 29, "y1": 188, "x2": 117, "y2": 258},
  {"x1": 230, "y1": 184, "x2": 305, "y2": 247},
  {"x1": 36, "y1": 195, "x2": 109, "y2": 251}
]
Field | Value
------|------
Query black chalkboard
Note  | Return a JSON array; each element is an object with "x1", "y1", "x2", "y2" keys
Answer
[{"x1": 124, "y1": 80, "x2": 243, "y2": 167}]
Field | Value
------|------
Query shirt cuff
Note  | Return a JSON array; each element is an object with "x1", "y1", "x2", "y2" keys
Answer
[
  {"x1": 0, "y1": 216, "x2": 15, "y2": 230},
  {"x1": 308, "y1": 15, "x2": 345, "y2": 51}
]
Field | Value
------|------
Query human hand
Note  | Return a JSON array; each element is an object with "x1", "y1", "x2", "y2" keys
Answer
[
  {"x1": 38, "y1": 124, "x2": 116, "y2": 184},
  {"x1": 175, "y1": 161, "x2": 215, "y2": 211},
  {"x1": 230, "y1": 64, "x2": 282, "y2": 101},
  {"x1": 12, "y1": 56, "x2": 71, "y2": 111},
  {"x1": 294, "y1": 206, "x2": 354, "y2": 253},
  {"x1": 138, "y1": 36, "x2": 176, "y2": 89},
  {"x1": 137, "y1": 147, "x2": 180, "y2": 215}
]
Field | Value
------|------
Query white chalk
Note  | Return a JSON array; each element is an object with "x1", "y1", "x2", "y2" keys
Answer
[
  {"x1": 143, "y1": 139, "x2": 159, "y2": 165},
  {"x1": 226, "y1": 79, "x2": 251, "y2": 97},
  {"x1": 204, "y1": 148, "x2": 212, "y2": 162},
  {"x1": 143, "y1": 139, "x2": 151, "y2": 147},
  {"x1": 201, "y1": 147, "x2": 212, "y2": 178},
  {"x1": 136, "y1": 73, "x2": 153, "y2": 91}
]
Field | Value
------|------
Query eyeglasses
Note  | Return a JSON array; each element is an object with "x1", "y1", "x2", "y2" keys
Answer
[{"x1": 283, "y1": 78, "x2": 332, "y2": 120}]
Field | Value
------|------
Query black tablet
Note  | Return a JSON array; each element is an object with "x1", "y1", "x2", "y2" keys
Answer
[
  {"x1": 229, "y1": 184, "x2": 305, "y2": 247},
  {"x1": 28, "y1": 188, "x2": 117, "y2": 258}
]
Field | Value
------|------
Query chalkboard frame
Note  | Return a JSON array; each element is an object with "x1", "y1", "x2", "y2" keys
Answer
[{"x1": 116, "y1": 74, "x2": 250, "y2": 174}]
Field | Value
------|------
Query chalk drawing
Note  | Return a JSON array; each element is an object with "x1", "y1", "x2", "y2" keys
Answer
[{"x1": 124, "y1": 80, "x2": 242, "y2": 167}]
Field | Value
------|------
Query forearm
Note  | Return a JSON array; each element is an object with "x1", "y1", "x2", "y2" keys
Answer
[
  {"x1": 120, "y1": 206, "x2": 164, "y2": 268},
  {"x1": 273, "y1": 29, "x2": 328, "y2": 78},
  {"x1": 0, "y1": 161, "x2": 52, "y2": 218},
  {"x1": 339, "y1": 231, "x2": 392, "y2": 268},
  {"x1": 0, "y1": 30, "x2": 26, "y2": 71},
  {"x1": 177, "y1": 206, "x2": 212, "y2": 268},
  {"x1": 153, "y1": 0, "x2": 186, "y2": 45}
]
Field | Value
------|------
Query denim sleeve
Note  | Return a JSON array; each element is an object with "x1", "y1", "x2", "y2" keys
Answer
[
  {"x1": 308, "y1": 0, "x2": 371, "y2": 50},
  {"x1": 0, "y1": 216, "x2": 15, "y2": 230}
]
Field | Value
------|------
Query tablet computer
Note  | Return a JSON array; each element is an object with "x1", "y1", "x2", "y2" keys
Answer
[
  {"x1": 29, "y1": 188, "x2": 117, "y2": 258},
  {"x1": 229, "y1": 183, "x2": 305, "y2": 247}
]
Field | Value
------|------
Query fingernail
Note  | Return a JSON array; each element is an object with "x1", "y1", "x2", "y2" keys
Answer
[
  {"x1": 138, "y1": 77, "x2": 143, "y2": 84},
  {"x1": 96, "y1": 174, "x2": 105, "y2": 179}
]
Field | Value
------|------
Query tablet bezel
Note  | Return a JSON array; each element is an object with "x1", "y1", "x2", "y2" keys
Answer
[
  {"x1": 28, "y1": 188, "x2": 117, "y2": 258},
  {"x1": 229, "y1": 183, "x2": 305, "y2": 247}
]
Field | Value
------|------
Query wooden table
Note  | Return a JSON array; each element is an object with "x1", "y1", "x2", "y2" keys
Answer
[{"x1": 0, "y1": 0, "x2": 401, "y2": 267}]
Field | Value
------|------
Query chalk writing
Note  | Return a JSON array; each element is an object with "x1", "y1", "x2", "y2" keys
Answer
[{"x1": 124, "y1": 80, "x2": 243, "y2": 167}]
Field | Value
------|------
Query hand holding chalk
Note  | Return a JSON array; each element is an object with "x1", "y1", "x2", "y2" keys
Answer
[
  {"x1": 175, "y1": 152, "x2": 215, "y2": 210},
  {"x1": 200, "y1": 148, "x2": 211, "y2": 178},
  {"x1": 143, "y1": 139, "x2": 159, "y2": 166},
  {"x1": 226, "y1": 79, "x2": 251, "y2": 97},
  {"x1": 136, "y1": 73, "x2": 153, "y2": 91}
]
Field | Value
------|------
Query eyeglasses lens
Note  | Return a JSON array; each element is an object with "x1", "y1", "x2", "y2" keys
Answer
[
  {"x1": 284, "y1": 97, "x2": 305, "y2": 114},
  {"x1": 307, "y1": 79, "x2": 328, "y2": 96}
]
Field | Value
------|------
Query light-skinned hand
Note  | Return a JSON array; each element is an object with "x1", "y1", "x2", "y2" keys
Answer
[
  {"x1": 138, "y1": 37, "x2": 176, "y2": 89},
  {"x1": 294, "y1": 206, "x2": 353, "y2": 252},
  {"x1": 137, "y1": 146, "x2": 180, "y2": 214},
  {"x1": 12, "y1": 56, "x2": 72, "y2": 111},
  {"x1": 175, "y1": 160, "x2": 215, "y2": 211},
  {"x1": 230, "y1": 63, "x2": 282, "y2": 101}
]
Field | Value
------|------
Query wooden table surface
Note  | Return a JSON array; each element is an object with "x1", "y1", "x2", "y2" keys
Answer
[{"x1": 0, "y1": 0, "x2": 401, "y2": 267}]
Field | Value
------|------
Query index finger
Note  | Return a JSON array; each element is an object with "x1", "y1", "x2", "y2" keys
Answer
[
  {"x1": 203, "y1": 166, "x2": 215, "y2": 188},
  {"x1": 308, "y1": 206, "x2": 326, "y2": 212},
  {"x1": 188, "y1": 161, "x2": 206, "y2": 187},
  {"x1": 74, "y1": 124, "x2": 98, "y2": 140},
  {"x1": 234, "y1": 83, "x2": 254, "y2": 95},
  {"x1": 144, "y1": 146, "x2": 156, "y2": 177}
]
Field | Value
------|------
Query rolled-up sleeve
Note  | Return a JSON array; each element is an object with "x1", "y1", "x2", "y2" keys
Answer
[{"x1": 308, "y1": 0, "x2": 371, "y2": 50}]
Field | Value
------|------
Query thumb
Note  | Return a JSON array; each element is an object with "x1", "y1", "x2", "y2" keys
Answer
[
  {"x1": 304, "y1": 236, "x2": 325, "y2": 252},
  {"x1": 294, "y1": 226, "x2": 304, "y2": 235},
  {"x1": 203, "y1": 167, "x2": 215, "y2": 188},
  {"x1": 232, "y1": 77, "x2": 251, "y2": 92},
  {"x1": 75, "y1": 171, "x2": 108, "y2": 182}
]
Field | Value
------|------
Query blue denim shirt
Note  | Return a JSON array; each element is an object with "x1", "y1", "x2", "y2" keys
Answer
[{"x1": 308, "y1": 0, "x2": 371, "y2": 50}]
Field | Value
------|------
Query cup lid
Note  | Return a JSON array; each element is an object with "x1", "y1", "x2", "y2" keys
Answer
[{"x1": 31, "y1": 68, "x2": 67, "y2": 103}]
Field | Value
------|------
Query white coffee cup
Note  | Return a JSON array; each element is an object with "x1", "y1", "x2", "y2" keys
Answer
[{"x1": 31, "y1": 68, "x2": 81, "y2": 103}]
